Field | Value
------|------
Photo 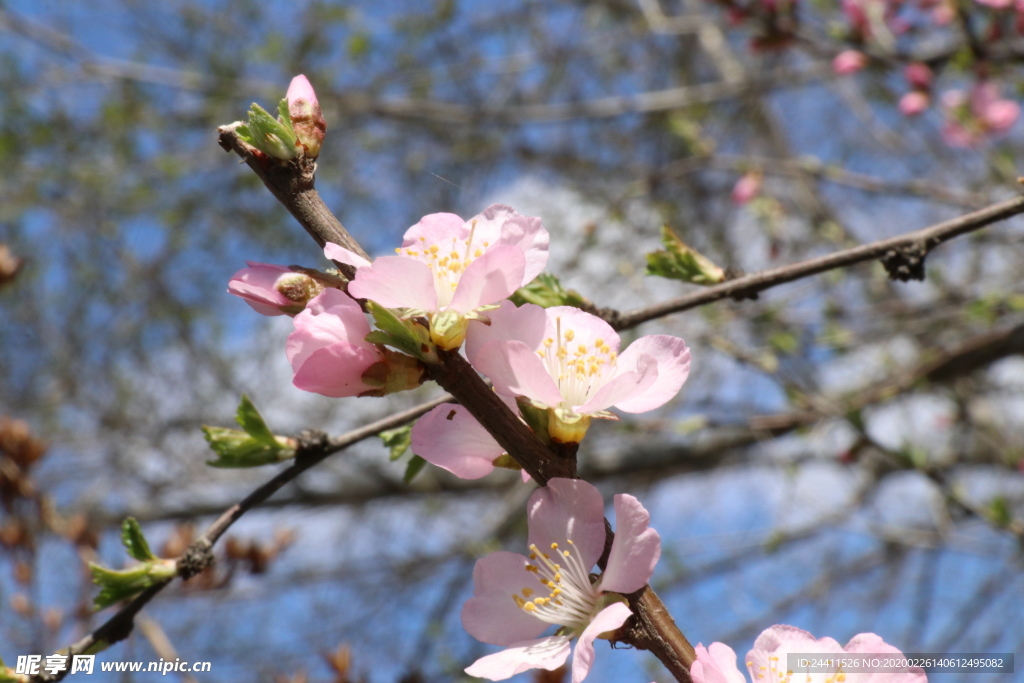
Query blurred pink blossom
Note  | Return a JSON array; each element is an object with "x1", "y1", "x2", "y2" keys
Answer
[
  {"x1": 833, "y1": 50, "x2": 868, "y2": 75},
  {"x1": 899, "y1": 91, "x2": 930, "y2": 116},
  {"x1": 941, "y1": 81, "x2": 1021, "y2": 146},
  {"x1": 731, "y1": 171, "x2": 763, "y2": 205},
  {"x1": 904, "y1": 63, "x2": 933, "y2": 90}
]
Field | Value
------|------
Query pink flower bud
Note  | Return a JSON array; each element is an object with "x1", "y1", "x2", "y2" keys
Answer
[
  {"x1": 832, "y1": 50, "x2": 867, "y2": 76},
  {"x1": 228, "y1": 261, "x2": 324, "y2": 316},
  {"x1": 899, "y1": 91, "x2": 930, "y2": 116},
  {"x1": 287, "y1": 74, "x2": 326, "y2": 158},
  {"x1": 731, "y1": 171, "x2": 763, "y2": 205},
  {"x1": 904, "y1": 63, "x2": 933, "y2": 90}
]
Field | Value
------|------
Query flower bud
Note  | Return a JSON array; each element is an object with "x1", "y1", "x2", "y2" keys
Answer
[
  {"x1": 228, "y1": 261, "x2": 325, "y2": 316},
  {"x1": 287, "y1": 74, "x2": 326, "y2": 158},
  {"x1": 832, "y1": 50, "x2": 867, "y2": 76}
]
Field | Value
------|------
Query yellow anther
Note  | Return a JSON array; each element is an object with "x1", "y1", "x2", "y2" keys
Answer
[
  {"x1": 544, "y1": 338, "x2": 554, "y2": 347},
  {"x1": 521, "y1": 588, "x2": 534, "y2": 597},
  {"x1": 523, "y1": 602, "x2": 537, "y2": 612},
  {"x1": 567, "y1": 540, "x2": 574, "y2": 544},
  {"x1": 533, "y1": 597, "x2": 547, "y2": 606},
  {"x1": 577, "y1": 344, "x2": 587, "y2": 354},
  {"x1": 563, "y1": 550, "x2": 570, "y2": 556},
  {"x1": 450, "y1": 251, "x2": 459, "y2": 259},
  {"x1": 483, "y1": 241, "x2": 490, "y2": 247},
  {"x1": 550, "y1": 542, "x2": 559, "y2": 550},
  {"x1": 419, "y1": 236, "x2": 427, "y2": 241},
  {"x1": 474, "y1": 249, "x2": 483, "y2": 257},
  {"x1": 564, "y1": 330, "x2": 575, "y2": 342},
  {"x1": 746, "y1": 662, "x2": 753, "y2": 667}
]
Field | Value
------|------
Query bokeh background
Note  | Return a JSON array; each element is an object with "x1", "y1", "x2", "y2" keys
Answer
[{"x1": 2, "y1": 1, "x2": 1024, "y2": 681}]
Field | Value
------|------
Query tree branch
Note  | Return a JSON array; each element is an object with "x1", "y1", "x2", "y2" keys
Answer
[{"x1": 602, "y1": 195, "x2": 1024, "y2": 330}]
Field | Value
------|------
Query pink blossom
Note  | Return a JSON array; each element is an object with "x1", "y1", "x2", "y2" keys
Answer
[
  {"x1": 287, "y1": 74, "x2": 325, "y2": 158},
  {"x1": 899, "y1": 91, "x2": 930, "y2": 116},
  {"x1": 941, "y1": 82, "x2": 1020, "y2": 147},
  {"x1": 411, "y1": 400, "x2": 530, "y2": 481},
  {"x1": 903, "y1": 63, "x2": 933, "y2": 90},
  {"x1": 690, "y1": 625, "x2": 927, "y2": 683},
  {"x1": 286, "y1": 289, "x2": 422, "y2": 397},
  {"x1": 833, "y1": 50, "x2": 868, "y2": 75},
  {"x1": 467, "y1": 301, "x2": 690, "y2": 440},
  {"x1": 731, "y1": 172, "x2": 763, "y2": 205},
  {"x1": 325, "y1": 204, "x2": 549, "y2": 350},
  {"x1": 462, "y1": 479, "x2": 660, "y2": 682},
  {"x1": 228, "y1": 261, "x2": 324, "y2": 316}
]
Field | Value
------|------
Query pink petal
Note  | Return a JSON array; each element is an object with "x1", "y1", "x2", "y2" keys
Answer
[
  {"x1": 287, "y1": 290, "x2": 372, "y2": 369},
  {"x1": 464, "y1": 636, "x2": 571, "y2": 681},
  {"x1": 461, "y1": 551, "x2": 550, "y2": 646},
  {"x1": 844, "y1": 634, "x2": 927, "y2": 683},
  {"x1": 690, "y1": 643, "x2": 747, "y2": 683},
  {"x1": 347, "y1": 255, "x2": 438, "y2": 311},
  {"x1": 611, "y1": 335, "x2": 691, "y2": 413},
  {"x1": 401, "y1": 212, "x2": 467, "y2": 246},
  {"x1": 576, "y1": 366, "x2": 652, "y2": 415},
  {"x1": 570, "y1": 603, "x2": 632, "y2": 683},
  {"x1": 599, "y1": 494, "x2": 660, "y2": 594},
  {"x1": 528, "y1": 478, "x2": 606, "y2": 569},
  {"x1": 411, "y1": 404, "x2": 504, "y2": 479},
  {"x1": 983, "y1": 100, "x2": 1020, "y2": 131},
  {"x1": 323, "y1": 243, "x2": 371, "y2": 269},
  {"x1": 448, "y1": 244, "x2": 526, "y2": 313},
  {"x1": 465, "y1": 300, "x2": 547, "y2": 365},
  {"x1": 473, "y1": 339, "x2": 564, "y2": 408},
  {"x1": 290, "y1": 343, "x2": 380, "y2": 397},
  {"x1": 832, "y1": 50, "x2": 866, "y2": 75},
  {"x1": 477, "y1": 204, "x2": 550, "y2": 283},
  {"x1": 227, "y1": 262, "x2": 294, "y2": 315},
  {"x1": 746, "y1": 625, "x2": 845, "y2": 682}
]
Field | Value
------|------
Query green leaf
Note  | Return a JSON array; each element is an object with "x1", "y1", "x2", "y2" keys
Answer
[
  {"x1": 365, "y1": 301, "x2": 435, "y2": 361},
  {"x1": 646, "y1": 226, "x2": 726, "y2": 285},
  {"x1": 510, "y1": 273, "x2": 589, "y2": 309},
  {"x1": 89, "y1": 560, "x2": 176, "y2": 610},
  {"x1": 201, "y1": 426, "x2": 295, "y2": 468},
  {"x1": 403, "y1": 455, "x2": 427, "y2": 483},
  {"x1": 120, "y1": 517, "x2": 155, "y2": 562},
  {"x1": 246, "y1": 102, "x2": 297, "y2": 160},
  {"x1": 235, "y1": 394, "x2": 277, "y2": 446},
  {"x1": 988, "y1": 497, "x2": 1012, "y2": 528},
  {"x1": 277, "y1": 97, "x2": 292, "y2": 128},
  {"x1": 380, "y1": 424, "x2": 413, "y2": 461}
]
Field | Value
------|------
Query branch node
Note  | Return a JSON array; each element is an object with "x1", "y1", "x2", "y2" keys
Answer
[
  {"x1": 295, "y1": 429, "x2": 330, "y2": 462},
  {"x1": 724, "y1": 267, "x2": 760, "y2": 301},
  {"x1": 880, "y1": 242, "x2": 927, "y2": 282},
  {"x1": 178, "y1": 539, "x2": 215, "y2": 580}
]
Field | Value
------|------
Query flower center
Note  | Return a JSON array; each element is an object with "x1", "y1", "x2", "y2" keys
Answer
[
  {"x1": 750, "y1": 654, "x2": 816, "y2": 683},
  {"x1": 511, "y1": 539, "x2": 599, "y2": 631},
  {"x1": 535, "y1": 317, "x2": 617, "y2": 408},
  {"x1": 395, "y1": 220, "x2": 489, "y2": 309}
]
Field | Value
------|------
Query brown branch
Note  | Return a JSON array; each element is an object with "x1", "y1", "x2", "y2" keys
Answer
[
  {"x1": 603, "y1": 195, "x2": 1024, "y2": 330},
  {"x1": 216, "y1": 124, "x2": 368, "y2": 279},
  {"x1": 30, "y1": 394, "x2": 451, "y2": 683}
]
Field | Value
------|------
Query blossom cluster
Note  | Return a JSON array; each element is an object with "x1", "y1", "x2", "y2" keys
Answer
[{"x1": 225, "y1": 76, "x2": 925, "y2": 683}]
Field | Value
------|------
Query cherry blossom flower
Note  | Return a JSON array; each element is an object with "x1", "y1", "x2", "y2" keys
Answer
[
  {"x1": 411, "y1": 401, "x2": 529, "y2": 481},
  {"x1": 903, "y1": 63, "x2": 933, "y2": 91},
  {"x1": 941, "y1": 82, "x2": 1020, "y2": 147},
  {"x1": 228, "y1": 261, "x2": 324, "y2": 316},
  {"x1": 691, "y1": 625, "x2": 927, "y2": 683},
  {"x1": 287, "y1": 74, "x2": 325, "y2": 158},
  {"x1": 325, "y1": 205, "x2": 548, "y2": 350},
  {"x1": 899, "y1": 91, "x2": 930, "y2": 117},
  {"x1": 462, "y1": 478, "x2": 660, "y2": 683},
  {"x1": 732, "y1": 172, "x2": 763, "y2": 205},
  {"x1": 832, "y1": 50, "x2": 867, "y2": 75},
  {"x1": 467, "y1": 301, "x2": 690, "y2": 442},
  {"x1": 286, "y1": 289, "x2": 422, "y2": 397}
]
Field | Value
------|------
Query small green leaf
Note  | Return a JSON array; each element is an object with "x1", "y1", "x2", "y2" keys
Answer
[
  {"x1": 768, "y1": 330, "x2": 800, "y2": 355},
  {"x1": 236, "y1": 394, "x2": 277, "y2": 445},
  {"x1": 277, "y1": 97, "x2": 292, "y2": 128},
  {"x1": 246, "y1": 102, "x2": 297, "y2": 160},
  {"x1": 380, "y1": 424, "x2": 413, "y2": 461},
  {"x1": 120, "y1": 518, "x2": 155, "y2": 562},
  {"x1": 510, "y1": 273, "x2": 589, "y2": 309},
  {"x1": 403, "y1": 455, "x2": 427, "y2": 483},
  {"x1": 201, "y1": 426, "x2": 295, "y2": 468},
  {"x1": 988, "y1": 497, "x2": 1012, "y2": 528},
  {"x1": 365, "y1": 301, "x2": 435, "y2": 361},
  {"x1": 89, "y1": 560, "x2": 176, "y2": 610},
  {"x1": 645, "y1": 226, "x2": 726, "y2": 286}
]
